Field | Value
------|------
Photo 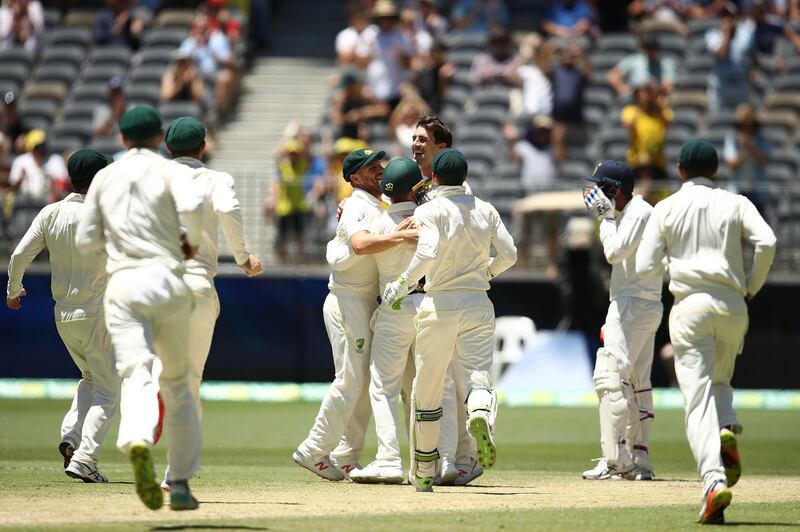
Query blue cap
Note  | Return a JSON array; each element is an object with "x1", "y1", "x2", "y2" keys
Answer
[{"x1": 587, "y1": 160, "x2": 635, "y2": 194}]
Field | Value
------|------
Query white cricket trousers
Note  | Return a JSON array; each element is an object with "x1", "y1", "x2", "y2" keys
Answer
[
  {"x1": 601, "y1": 297, "x2": 662, "y2": 455},
  {"x1": 299, "y1": 291, "x2": 375, "y2": 463},
  {"x1": 669, "y1": 292, "x2": 748, "y2": 492},
  {"x1": 104, "y1": 264, "x2": 200, "y2": 482},
  {"x1": 58, "y1": 317, "x2": 119, "y2": 467},
  {"x1": 412, "y1": 291, "x2": 495, "y2": 476}
]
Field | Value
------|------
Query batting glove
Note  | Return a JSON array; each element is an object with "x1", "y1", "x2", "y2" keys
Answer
[
  {"x1": 584, "y1": 185, "x2": 615, "y2": 221},
  {"x1": 382, "y1": 275, "x2": 411, "y2": 310}
]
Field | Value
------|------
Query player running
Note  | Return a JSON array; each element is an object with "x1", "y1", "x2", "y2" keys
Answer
[
  {"x1": 581, "y1": 160, "x2": 663, "y2": 481},
  {"x1": 7, "y1": 149, "x2": 116, "y2": 483},
  {"x1": 293, "y1": 149, "x2": 417, "y2": 481},
  {"x1": 160, "y1": 116, "x2": 262, "y2": 489},
  {"x1": 636, "y1": 139, "x2": 776, "y2": 524},
  {"x1": 382, "y1": 148, "x2": 517, "y2": 492},
  {"x1": 75, "y1": 106, "x2": 204, "y2": 511}
]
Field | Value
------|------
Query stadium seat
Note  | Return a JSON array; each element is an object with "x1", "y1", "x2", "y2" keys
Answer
[
  {"x1": 456, "y1": 124, "x2": 499, "y2": 145},
  {"x1": 124, "y1": 84, "x2": 160, "y2": 107},
  {"x1": 588, "y1": 52, "x2": 626, "y2": 73},
  {"x1": 472, "y1": 87, "x2": 511, "y2": 112},
  {"x1": 51, "y1": 120, "x2": 94, "y2": 144},
  {"x1": 760, "y1": 111, "x2": 798, "y2": 138},
  {"x1": 40, "y1": 46, "x2": 85, "y2": 70},
  {"x1": 82, "y1": 65, "x2": 126, "y2": 84},
  {"x1": 444, "y1": 31, "x2": 487, "y2": 53},
  {"x1": 560, "y1": 159, "x2": 592, "y2": 182},
  {"x1": 669, "y1": 91, "x2": 708, "y2": 114},
  {"x1": 155, "y1": 9, "x2": 196, "y2": 29},
  {"x1": 88, "y1": 46, "x2": 132, "y2": 69},
  {"x1": 656, "y1": 34, "x2": 686, "y2": 61},
  {"x1": 142, "y1": 28, "x2": 188, "y2": 49},
  {"x1": 88, "y1": 136, "x2": 125, "y2": 156},
  {"x1": 672, "y1": 108, "x2": 701, "y2": 131},
  {"x1": 159, "y1": 101, "x2": 202, "y2": 122},
  {"x1": 43, "y1": 8, "x2": 61, "y2": 29},
  {"x1": 69, "y1": 82, "x2": 111, "y2": 104},
  {"x1": 676, "y1": 73, "x2": 708, "y2": 92},
  {"x1": 62, "y1": 101, "x2": 100, "y2": 123},
  {"x1": 466, "y1": 159, "x2": 491, "y2": 180},
  {"x1": 128, "y1": 66, "x2": 168, "y2": 85},
  {"x1": 449, "y1": 69, "x2": 472, "y2": 90},
  {"x1": 761, "y1": 126, "x2": 790, "y2": 148},
  {"x1": 45, "y1": 28, "x2": 92, "y2": 50},
  {"x1": 446, "y1": 49, "x2": 480, "y2": 70},
  {"x1": 464, "y1": 107, "x2": 508, "y2": 128},
  {"x1": 769, "y1": 148, "x2": 800, "y2": 174},
  {"x1": 63, "y1": 9, "x2": 97, "y2": 28},
  {"x1": 495, "y1": 161, "x2": 520, "y2": 180},
  {"x1": 19, "y1": 99, "x2": 59, "y2": 129},
  {"x1": 639, "y1": 18, "x2": 684, "y2": 39},
  {"x1": 0, "y1": 47, "x2": 34, "y2": 71},
  {"x1": 772, "y1": 75, "x2": 800, "y2": 93},
  {"x1": 48, "y1": 135, "x2": 84, "y2": 156},
  {"x1": 687, "y1": 18, "x2": 717, "y2": 38},
  {"x1": 33, "y1": 63, "x2": 80, "y2": 87},
  {"x1": 22, "y1": 82, "x2": 67, "y2": 105},
  {"x1": 707, "y1": 113, "x2": 737, "y2": 131},
  {"x1": 458, "y1": 143, "x2": 497, "y2": 166},
  {"x1": 598, "y1": 33, "x2": 638, "y2": 55},
  {"x1": 685, "y1": 55, "x2": 713, "y2": 75},
  {"x1": 0, "y1": 64, "x2": 29, "y2": 93},
  {"x1": 444, "y1": 85, "x2": 469, "y2": 107},
  {"x1": 138, "y1": 48, "x2": 174, "y2": 69},
  {"x1": 584, "y1": 86, "x2": 614, "y2": 113}
]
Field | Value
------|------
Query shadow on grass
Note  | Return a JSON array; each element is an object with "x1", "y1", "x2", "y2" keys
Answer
[{"x1": 150, "y1": 526, "x2": 267, "y2": 531}]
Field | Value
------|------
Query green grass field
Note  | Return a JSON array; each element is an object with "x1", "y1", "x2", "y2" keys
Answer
[{"x1": 1, "y1": 399, "x2": 799, "y2": 531}]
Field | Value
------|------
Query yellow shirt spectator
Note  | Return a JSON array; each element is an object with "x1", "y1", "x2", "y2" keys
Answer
[{"x1": 621, "y1": 90, "x2": 673, "y2": 170}]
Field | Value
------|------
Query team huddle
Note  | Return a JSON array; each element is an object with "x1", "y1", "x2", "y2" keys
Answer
[{"x1": 6, "y1": 106, "x2": 776, "y2": 523}]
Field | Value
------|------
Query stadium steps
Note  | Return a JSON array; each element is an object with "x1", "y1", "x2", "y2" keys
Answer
[{"x1": 209, "y1": 57, "x2": 335, "y2": 265}]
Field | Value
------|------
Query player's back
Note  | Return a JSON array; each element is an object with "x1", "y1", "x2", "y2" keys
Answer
[
  {"x1": 416, "y1": 186, "x2": 497, "y2": 293},
  {"x1": 656, "y1": 179, "x2": 750, "y2": 301},
  {"x1": 41, "y1": 194, "x2": 107, "y2": 317},
  {"x1": 92, "y1": 149, "x2": 185, "y2": 274}
]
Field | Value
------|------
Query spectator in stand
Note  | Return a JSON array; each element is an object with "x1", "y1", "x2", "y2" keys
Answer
[
  {"x1": 0, "y1": 0, "x2": 42, "y2": 50},
  {"x1": 179, "y1": 13, "x2": 237, "y2": 116},
  {"x1": 542, "y1": 0, "x2": 595, "y2": 39},
  {"x1": 627, "y1": 0, "x2": 688, "y2": 35},
  {"x1": 0, "y1": 90, "x2": 26, "y2": 157},
  {"x1": 417, "y1": 0, "x2": 448, "y2": 42},
  {"x1": 336, "y1": 0, "x2": 377, "y2": 67},
  {"x1": 388, "y1": 87, "x2": 431, "y2": 152},
  {"x1": 93, "y1": 77, "x2": 126, "y2": 139},
  {"x1": 400, "y1": 7, "x2": 433, "y2": 72},
  {"x1": 706, "y1": 4, "x2": 755, "y2": 112},
  {"x1": 505, "y1": 114, "x2": 560, "y2": 273},
  {"x1": 685, "y1": 0, "x2": 726, "y2": 18},
  {"x1": 752, "y1": 2, "x2": 800, "y2": 65},
  {"x1": 415, "y1": 41, "x2": 455, "y2": 113},
  {"x1": 264, "y1": 138, "x2": 312, "y2": 263},
  {"x1": 329, "y1": 136, "x2": 367, "y2": 202},
  {"x1": 621, "y1": 82, "x2": 673, "y2": 187},
  {"x1": 94, "y1": 0, "x2": 146, "y2": 51},
  {"x1": 359, "y1": 0, "x2": 413, "y2": 108},
  {"x1": 160, "y1": 50, "x2": 205, "y2": 106},
  {"x1": 724, "y1": 103, "x2": 770, "y2": 213},
  {"x1": 469, "y1": 27, "x2": 521, "y2": 88},
  {"x1": 542, "y1": 39, "x2": 590, "y2": 160},
  {"x1": 8, "y1": 130, "x2": 68, "y2": 204},
  {"x1": 512, "y1": 33, "x2": 553, "y2": 117},
  {"x1": 451, "y1": 0, "x2": 509, "y2": 34},
  {"x1": 204, "y1": 0, "x2": 242, "y2": 48},
  {"x1": 607, "y1": 36, "x2": 677, "y2": 98},
  {"x1": 329, "y1": 70, "x2": 390, "y2": 141}
]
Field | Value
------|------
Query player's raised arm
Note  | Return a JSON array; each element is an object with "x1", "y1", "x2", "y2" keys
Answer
[
  {"x1": 212, "y1": 173, "x2": 261, "y2": 276},
  {"x1": 740, "y1": 196, "x2": 776, "y2": 298}
]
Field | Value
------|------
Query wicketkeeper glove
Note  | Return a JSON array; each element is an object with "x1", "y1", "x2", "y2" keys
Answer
[
  {"x1": 382, "y1": 275, "x2": 412, "y2": 310},
  {"x1": 584, "y1": 185, "x2": 615, "y2": 221}
]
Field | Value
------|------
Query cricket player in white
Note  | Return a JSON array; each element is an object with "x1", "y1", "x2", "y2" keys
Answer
[
  {"x1": 75, "y1": 106, "x2": 204, "y2": 511},
  {"x1": 7, "y1": 149, "x2": 116, "y2": 483},
  {"x1": 294, "y1": 149, "x2": 417, "y2": 481},
  {"x1": 636, "y1": 139, "x2": 776, "y2": 524},
  {"x1": 161, "y1": 116, "x2": 263, "y2": 488},
  {"x1": 581, "y1": 160, "x2": 663, "y2": 481},
  {"x1": 382, "y1": 148, "x2": 517, "y2": 491},
  {"x1": 412, "y1": 115, "x2": 481, "y2": 485},
  {"x1": 349, "y1": 158, "x2": 425, "y2": 485}
]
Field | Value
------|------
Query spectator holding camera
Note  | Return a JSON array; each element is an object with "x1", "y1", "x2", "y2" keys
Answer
[
  {"x1": 724, "y1": 103, "x2": 770, "y2": 213},
  {"x1": 160, "y1": 50, "x2": 206, "y2": 106},
  {"x1": 608, "y1": 36, "x2": 676, "y2": 98}
]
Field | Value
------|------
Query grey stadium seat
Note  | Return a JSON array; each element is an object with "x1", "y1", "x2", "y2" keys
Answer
[
  {"x1": 88, "y1": 136, "x2": 125, "y2": 156},
  {"x1": 495, "y1": 161, "x2": 520, "y2": 180},
  {"x1": 51, "y1": 120, "x2": 95, "y2": 144},
  {"x1": 772, "y1": 75, "x2": 800, "y2": 93},
  {"x1": 676, "y1": 73, "x2": 708, "y2": 92},
  {"x1": 464, "y1": 107, "x2": 508, "y2": 128},
  {"x1": 472, "y1": 87, "x2": 511, "y2": 111},
  {"x1": 48, "y1": 135, "x2": 84, "y2": 156},
  {"x1": 155, "y1": 9, "x2": 196, "y2": 30},
  {"x1": 449, "y1": 69, "x2": 472, "y2": 90},
  {"x1": 23, "y1": 82, "x2": 67, "y2": 105},
  {"x1": 128, "y1": 66, "x2": 167, "y2": 85},
  {"x1": 769, "y1": 149, "x2": 800, "y2": 174},
  {"x1": 82, "y1": 65, "x2": 126, "y2": 84},
  {"x1": 40, "y1": 46, "x2": 85, "y2": 70},
  {"x1": 458, "y1": 143, "x2": 497, "y2": 167},
  {"x1": 598, "y1": 33, "x2": 638, "y2": 55},
  {"x1": 33, "y1": 64, "x2": 80, "y2": 87},
  {"x1": 125, "y1": 84, "x2": 160, "y2": 108},
  {"x1": 444, "y1": 31, "x2": 487, "y2": 53},
  {"x1": 446, "y1": 49, "x2": 480, "y2": 70},
  {"x1": 70, "y1": 83, "x2": 111, "y2": 105},
  {"x1": 159, "y1": 101, "x2": 202, "y2": 122},
  {"x1": 138, "y1": 48, "x2": 174, "y2": 69},
  {"x1": 0, "y1": 47, "x2": 34, "y2": 70},
  {"x1": 560, "y1": 160, "x2": 593, "y2": 182},
  {"x1": 45, "y1": 28, "x2": 92, "y2": 50},
  {"x1": 142, "y1": 28, "x2": 187, "y2": 49},
  {"x1": 63, "y1": 9, "x2": 97, "y2": 28},
  {"x1": 43, "y1": 8, "x2": 61, "y2": 29},
  {"x1": 456, "y1": 124, "x2": 499, "y2": 145},
  {"x1": 0, "y1": 64, "x2": 29, "y2": 93},
  {"x1": 443, "y1": 85, "x2": 469, "y2": 108},
  {"x1": 88, "y1": 47, "x2": 132, "y2": 68},
  {"x1": 19, "y1": 99, "x2": 59, "y2": 129},
  {"x1": 62, "y1": 101, "x2": 100, "y2": 123}
]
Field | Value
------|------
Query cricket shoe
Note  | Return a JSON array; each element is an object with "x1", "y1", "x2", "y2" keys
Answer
[
  {"x1": 292, "y1": 449, "x2": 345, "y2": 481},
  {"x1": 65, "y1": 460, "x2": 108, "y2": 483},
  {"x1": 129, "y1": 441, "x2": 164, "y2": 510},
  {"x1": 468, "y1": 413, "x2": 496, "y2": 468},
  {"x1": 350, "y1": 461, "x2": 404, "y2": 484},
  {"x1": 720, "y1": 428, "x2": 741, "y2": 487},
  {"x1": 582, "y1": 458, "x2": 634, "y2": 480},
  {"x1": 169, "y1": 480, "x2": 199, "y2": 511},
  {"x1": 624, "y1": 466, "x2": 655, "y2": 481},
  {"x1": 454, "y1": 458, "x2": 484, "y2": 486},
  {"x1": 433, "y1": 458, "x2": 458, "y2": 486},
  {"x1": 698, "y1": 482, "x2": 732, "y2": 525},
  {"x1": 413, "y1": 475, "x2": 433, "y2": 493},
  {"x1": 333, "y1": 462, "x2": 361, "y2": 481},
  {"x1": 59, "y1": 441, "x2": 75, "y2": 469}
]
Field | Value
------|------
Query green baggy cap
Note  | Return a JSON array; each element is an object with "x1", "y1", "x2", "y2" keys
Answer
[
  {"x1": 67, "y1": 149, "x2": 113, "y2": 186},
  {"x1": 678, "y1": 139, "x2": 719, "y2": 175},
  {"x1": 342, "y1": 148, "x2": 385, "y2": 182},
  {"x1": 119, "y1": 105, "x2": 162, "y2": 141},
  {"x1": 380, "y1": 158, "x2": 422, "y2": 197},
  {"x1": 432, "y1": 148, "x2": 468, "y2": 184},
  {"x1": 165, "y1": 116, "x2": 206, "y2": 151}
]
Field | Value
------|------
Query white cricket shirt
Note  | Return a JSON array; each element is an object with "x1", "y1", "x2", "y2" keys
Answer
[
  {"x1": 636, "y1": 178, "x2": 776, "y2": 308},
  {"x1": 401, "y1": 186, "x2": 517, "y2": 293},
  {"x1": 326, "y1": 187, "x2": 382, "y2": 297},
  {"x1": 173, "y1": 157, "x2": 249, "y2": 279},
  {"x1": 75, "y1": 148, "x2": 203, "y2": 275},
  {"x1": 7, "y1": 193, "x2": 107, "y2": 321},
  {"x1": 371, "y1": 201, "x2": 417, "y2": 289},
  {"x1": 599, "y1": 195, "x2": 662, "y2": 302}
]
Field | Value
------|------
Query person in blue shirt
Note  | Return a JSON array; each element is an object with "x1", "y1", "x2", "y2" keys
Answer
[
  {"x1": 451, "y1": 0, "x2": 509, "y2": 34},
  {"x1": 542, "y1": 0, "x2": 594, "y2": 39}
]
